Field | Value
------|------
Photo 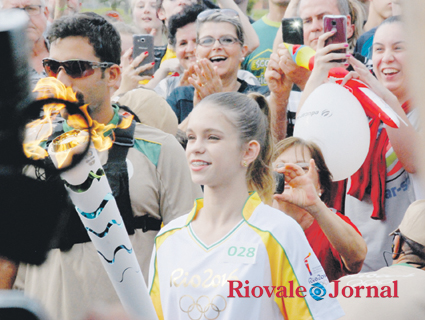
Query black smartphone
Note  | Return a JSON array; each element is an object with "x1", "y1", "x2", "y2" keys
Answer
[
  {"x1": 274, "y1": 171, "x2": 285, "y2": 194},
  {"x1": 132, "y1": 34, "x2": 155, "y2": 77},
  {"x1": 281, "y1": 17, "x2": 304, "y2": 45},
  {"x1": 323, "y1": 15, "x2": 347, "y2": 62}
]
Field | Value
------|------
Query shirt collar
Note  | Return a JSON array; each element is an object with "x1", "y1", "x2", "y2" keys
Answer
[{"x1": 185, "y1": 192, "x2": 262, "y2": 225}]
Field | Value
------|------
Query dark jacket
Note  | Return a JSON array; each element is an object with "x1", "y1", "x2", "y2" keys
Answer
[{"x1": 167, "y1": 79, "x2": 270, "y2": 123}]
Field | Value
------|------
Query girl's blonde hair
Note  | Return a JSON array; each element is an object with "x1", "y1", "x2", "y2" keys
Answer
[{"x1": 199, "y1": 92, "x2": 274, "y2": 203}]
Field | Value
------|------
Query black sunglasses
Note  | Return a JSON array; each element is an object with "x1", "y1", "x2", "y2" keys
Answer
[
  {"x1": 42, "y1": 58, "x2": 114, "y2": 79},
  {"x1": 197, "y1": 9, "x2": 239, "y2": 22}
]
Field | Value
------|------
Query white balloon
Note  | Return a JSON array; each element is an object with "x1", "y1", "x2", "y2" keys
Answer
[{"x1": 294, "y1": 83, "x2": 370, "y2": 181}]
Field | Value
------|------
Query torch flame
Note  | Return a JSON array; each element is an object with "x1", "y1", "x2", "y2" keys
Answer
[
  {"x1": 23, "y1": 77, "x2": 133, "y2": 168},
  {"x1": 23, "y1": 77, "x2": 77, "y2": 160},
  {"x1": 67, "y1": 104, "x2": 132, "y2": 153}
]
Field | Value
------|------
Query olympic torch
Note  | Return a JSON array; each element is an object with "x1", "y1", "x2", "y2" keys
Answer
[{"x1": 47, "y1": 129, "x2": 158, "y2": 320}]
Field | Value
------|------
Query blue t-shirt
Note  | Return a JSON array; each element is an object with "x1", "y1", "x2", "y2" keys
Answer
[{"x1": 354, "y1": 27, "x2": 377, "y2": 59}]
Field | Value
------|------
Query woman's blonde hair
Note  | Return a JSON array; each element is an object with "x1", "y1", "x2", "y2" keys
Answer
[{"x1": 348, "y1": 0, "x2": 367, "y2": 49}]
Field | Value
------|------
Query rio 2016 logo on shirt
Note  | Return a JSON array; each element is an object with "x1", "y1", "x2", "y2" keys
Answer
[
  {"x1": 303, "y1": 252, "x2": 328, "y2": 285},
  {"x1": 304, "y1": 253, "x2": 313, "y2": 275}
]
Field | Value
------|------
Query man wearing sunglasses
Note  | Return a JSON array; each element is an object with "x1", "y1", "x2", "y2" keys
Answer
[
  {"x1": 14, "y1": 12, "x2": 201, "y2": 320},
  {"x1": 335, "y1": 200, "x2": 425, "y2": 319},
  {"x1": 2, "y1": 0, "x2": 50, "y2": 87}
]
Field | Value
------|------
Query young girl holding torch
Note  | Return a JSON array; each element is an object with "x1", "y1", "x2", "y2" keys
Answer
[{"x1": 148, "y1": 92, "x2": 343, "y2": 319}]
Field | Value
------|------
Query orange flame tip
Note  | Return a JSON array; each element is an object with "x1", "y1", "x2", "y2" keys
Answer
[{"x1": 24, "y1": 77, "x2": 135, "y2": 163}]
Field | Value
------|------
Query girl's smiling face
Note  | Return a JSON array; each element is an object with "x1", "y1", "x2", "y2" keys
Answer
[
  {"x1": 132, "y1": 0, "x2": 163, "y2": 33},
  {"x1": 186, "y1": 103, "x2": 246, "y2": 188}
]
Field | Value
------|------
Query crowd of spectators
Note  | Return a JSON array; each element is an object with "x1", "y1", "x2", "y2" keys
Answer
[{"x1": 0, "y1": 0, "x2": 424, "y2": 319}]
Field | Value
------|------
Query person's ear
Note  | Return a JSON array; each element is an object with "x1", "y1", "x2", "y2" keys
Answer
[
  {"x1": 157, "y1": 8, "x2": 166, "y2": 21},
  {"x1": 43, "y1": 5, "x2": 50, "y2": 20},
  {"x1": 318, "y1": 186, "x2": 324, "y2": 197},
  {"x1": 242, "y1": 140, "x2": 260, "y2": 168},
  {"x1": 392, "y1": 235, "x2": 402, "y2": 260},
  {"x1": 106, "y1": 64, "x2": 121, "y2": 88},
  {"x1": 346, "y1": 14, "x2": 354, "y2": 40},
  {"x1": 241, "y1": 44, "x2": 248, "y2": 61}
]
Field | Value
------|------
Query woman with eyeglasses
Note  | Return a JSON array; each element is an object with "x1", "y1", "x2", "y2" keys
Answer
[
  {"x1": 272, "y1": 137, "x2": 367, "y2": 282},
  {"x1": 149, "y1": 92, "x2": 344, "y2": 320},
  {"x1": 166, "y1": 9, "x2": 269, "y2": 128},
  {"x1": 147, "y1": 4, "x2": 260, "y2": 98}
]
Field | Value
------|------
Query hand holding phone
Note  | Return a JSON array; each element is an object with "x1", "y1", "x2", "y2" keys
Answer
[
  {"x1": 132, "y1": 34, "x2": 155, "y2": 77},
  {"x1": 274, "y1": 171, "x2": 285, "y2": 194},
  {"x1": 323, "y1": 15, "x2": 347, "y2": 63}
]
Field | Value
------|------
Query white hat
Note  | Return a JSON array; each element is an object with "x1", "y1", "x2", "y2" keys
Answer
[{"x1": 390, "y1": 200, "x2": 425, "y2": 247}]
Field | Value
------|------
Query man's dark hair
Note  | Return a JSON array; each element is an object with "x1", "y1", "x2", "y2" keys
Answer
[
  {"x1": 168, "y1": 4, "x2": 206, "y2": 47},
  {"x1": 47, "y1": 12, "x2": 121, "y2": 65}
]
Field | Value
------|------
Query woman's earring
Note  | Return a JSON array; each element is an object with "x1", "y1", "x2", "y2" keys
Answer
[
  {"x1": 241, "y1": 56, "x2": 245, "y2": 62},
  {"x1": 318, "y1": 191, "x2": 322, "y2": 197},
  {"x1": 242, "y1": 161, "x2": 248, "y2": 167}
]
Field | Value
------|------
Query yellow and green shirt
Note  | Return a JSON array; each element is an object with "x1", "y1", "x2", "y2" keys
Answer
[
  {"x1": 242, "y1": 15, "x2": 281, "y2": 86},
  {"x1": 149, "y1": 192, "x2": 344, "y2": 320}
]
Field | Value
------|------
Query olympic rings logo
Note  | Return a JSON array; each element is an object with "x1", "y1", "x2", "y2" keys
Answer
[{"x1": 179, "y1": 295, "x2": 227, "y2": 320}]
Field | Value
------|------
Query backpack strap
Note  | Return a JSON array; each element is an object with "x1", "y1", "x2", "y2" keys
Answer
[{"x1": 48, "y1": 120, "x2": 162, "y2": 251}]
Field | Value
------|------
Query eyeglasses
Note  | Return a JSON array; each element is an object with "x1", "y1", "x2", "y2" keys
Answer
[
  {"x1": 294, "y1": 162, "x2": 310, "y2": 172},
  {"x1": 275, "y1": 162, "x2": 309, "y2": 172},
  {"x1": 197, "y1": 35, "x2": 242, "y2": 47},
  {"x1": 42, "y1": 59, "x2": 115, "y2": 79},
  {"x1": 274, "y1": 162, "x2": 319, "y2": 173},
  {"x1": 17, "y1": 5, "x2": 43, "y2": 16},
  {"x1": 197, "y1": 9, "x2": 239, "y2": 22},
  {"x1": 392, "y1": 231, "x2": 401, "y2": 241}
]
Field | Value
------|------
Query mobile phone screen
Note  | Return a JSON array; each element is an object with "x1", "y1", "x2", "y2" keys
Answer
[{"x1": 282, "y1": 18, "x2": 304, "y2": 45}]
